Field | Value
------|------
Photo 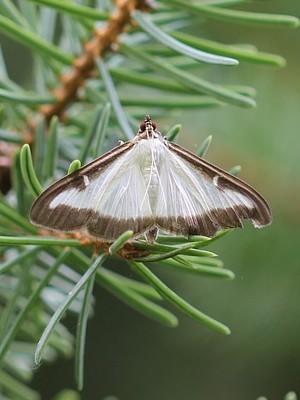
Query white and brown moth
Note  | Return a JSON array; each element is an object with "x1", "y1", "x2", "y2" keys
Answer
[{"x1": 30, "y1": 115, "x2": 272, "y2": 242}]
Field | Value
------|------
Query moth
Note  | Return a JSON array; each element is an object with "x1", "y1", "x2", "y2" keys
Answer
[{"x1": 30, "y1": 115, "x2": 272, "y2": 243}]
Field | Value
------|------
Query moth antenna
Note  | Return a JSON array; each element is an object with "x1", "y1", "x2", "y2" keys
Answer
[{"x1": 144, "y1": 136, "x2": 167, "y2": 210}]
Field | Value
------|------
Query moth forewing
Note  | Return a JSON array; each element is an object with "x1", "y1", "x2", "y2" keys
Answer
[
  {"x1": 167, "y1": 141, "x2": 272, "y2": 228},
  {"x1": 30, "y1": 115, "x2": 272, "y2": 242},
  {"x1": 29, "y1": 139, "x2": 155, "y2": 240}
]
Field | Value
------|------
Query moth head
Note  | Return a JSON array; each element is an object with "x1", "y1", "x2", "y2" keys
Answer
[{"x1": 139, "y1": 115, "x2": 157, "y2": 137}]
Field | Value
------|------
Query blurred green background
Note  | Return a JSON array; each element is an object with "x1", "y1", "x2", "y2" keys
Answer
[{"x1": 2, "y1": 0, "x2": 299, "y2": 399}]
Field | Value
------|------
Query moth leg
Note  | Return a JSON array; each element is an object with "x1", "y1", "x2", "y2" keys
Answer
[
  {"x1": 118, "y1": 140, "x2": 125, "y2": 146},
  {"x1": 144, "y1": 227, "x2": 159, "y2": 243}
]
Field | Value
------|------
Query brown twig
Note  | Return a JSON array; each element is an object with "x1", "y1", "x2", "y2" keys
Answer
[
  {"x1": 0, "y1": 0, "x2": 152, "y2": 194},
  {"x1": 40, "y1": 0, "x2": 152, "y2": 122}
]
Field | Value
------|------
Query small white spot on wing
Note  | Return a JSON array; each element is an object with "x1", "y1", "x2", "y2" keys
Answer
[
  {"x1": 213, "y1": 175, "x2": 219, "y2": 187},
  {"x1": 83, "y1": 175, "x2": 90, "y2": 186}
]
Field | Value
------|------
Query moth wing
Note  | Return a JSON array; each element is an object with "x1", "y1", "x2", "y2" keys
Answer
[
  {"x1": 154, "y1": 142, "x2": 272, "y2": 237},
  {"x1": 30, "y1": 142, "x2": 154, "y2": 241}
]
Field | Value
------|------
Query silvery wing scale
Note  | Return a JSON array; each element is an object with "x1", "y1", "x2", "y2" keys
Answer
[{"x1": 30, "y1": 115, "x2": 272, "y2": 243}]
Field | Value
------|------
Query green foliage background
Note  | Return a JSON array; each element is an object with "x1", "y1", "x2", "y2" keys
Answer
[{"x1": 0, "y1": 0, "x2": 299, "y2": 399}]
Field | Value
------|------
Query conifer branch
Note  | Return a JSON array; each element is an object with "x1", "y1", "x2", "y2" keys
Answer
[{"x1": 40, "y1": 0, "x2": 152, "y2": 121}]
